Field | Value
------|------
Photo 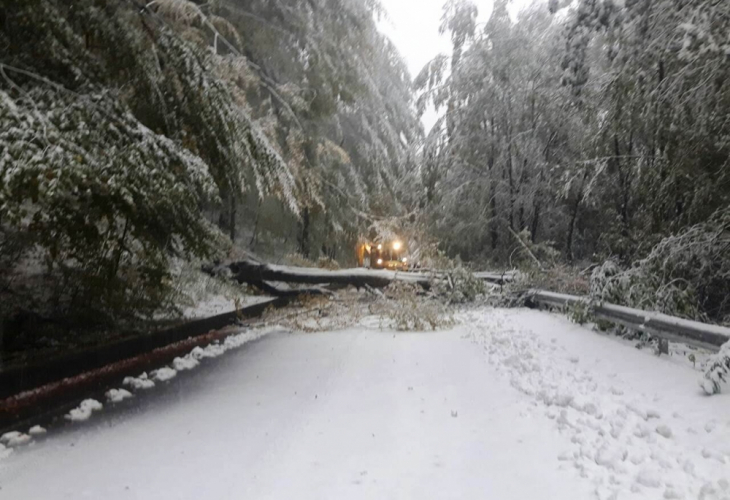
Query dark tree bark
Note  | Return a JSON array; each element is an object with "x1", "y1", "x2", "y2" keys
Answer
[
  {"x1": 249, "y1": 198, "x2": 262, "y2": 249},
  {"x1": 298, "y1": 207, "x2": 310, "y2": 258},
  {"x1": 218, "y1": 189, "x2": 236, "y2": 242},
  {"x1": 211, "y1": 260, "x2": 515, "y2": 290},
  {"x1": 488, "y1": 121, "x2": 499, "y2": 250},
  {"x1": 566, "y1": 168, "x2": 590, "y2": 263}
]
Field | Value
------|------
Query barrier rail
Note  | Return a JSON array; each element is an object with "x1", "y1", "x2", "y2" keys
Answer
[
  {"x1": 526, "y1": 290, "x2": 730, "y2": 352},
  {"x1": 0, "y1": 298, "x2": 290, "y2": 430}
]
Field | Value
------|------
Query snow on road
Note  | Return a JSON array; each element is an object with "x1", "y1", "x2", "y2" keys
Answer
[
  {"x1": 465, "y1": 309, "x2": 730, "y2": 500},
  {"x1": 0, "y1": 308, "x2": 728, "y2": 500}
]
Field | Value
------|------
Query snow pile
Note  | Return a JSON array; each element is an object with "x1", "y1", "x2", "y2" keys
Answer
[
  {"x1": 466, "y1": 308, "x2": 730, "y2": 500},
  {"x1": 172, "y1": 354, "x2": 199, "y2": 371},
  {"x1": 151, "y1": 367, "x2": 177, "y2": 382},
  {"x1": 0, "y1": 431, "x2": 22, "y2": 444},
  {"x1": 0, "y1": 431, "x2": 32, "y2": 447},
  {"x1": 190, "y1": 344, "x2": 226, "y2": 359},
  {"x1": 0, "y1": 428, "x2": 45, "y2": 455},
  {"x1": 105, "y1": 389, "x2": 134, "y2": 403},
  {"x1": 65, "y1": 399, "x2": 103, "y2": 422},
  {"x1": 123, "y1": 372, "x2": 155, "y2": 390},
  {"x1": 28, "y1": 426, "x2": 46, "y2": 436}
]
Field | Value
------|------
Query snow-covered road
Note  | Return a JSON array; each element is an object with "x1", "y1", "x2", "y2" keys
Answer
[{"x1": 0, "y1": 308, "x2": 728, "y2": 499}]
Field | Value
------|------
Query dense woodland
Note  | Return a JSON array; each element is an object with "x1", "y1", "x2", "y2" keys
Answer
[
  {"x1": 0, "y1": 0, "x2": 421, "y2": 329},
  {"x1": 418, "y1": 0, "x2": 730, "y2": 323},
  {"x1": 0, "y1": 0, "x2": 728, "y2": 334}
]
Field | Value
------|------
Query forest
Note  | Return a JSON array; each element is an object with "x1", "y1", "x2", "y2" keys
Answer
[{"x1": 0, "y1": 0, "x2": 728, "y2": 339}]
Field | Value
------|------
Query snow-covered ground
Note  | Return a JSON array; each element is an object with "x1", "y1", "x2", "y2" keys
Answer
[
  {"x1": 166, "y1": 260, "x2": 272, "y2": 320},
  {"x1": 180, "y1": 293, "x2": 272, "y2": 319},
  {"x1": 465, "y1": 309, "x2": 730, "y2": 500},
  {"x1": 0, "y1": 308, "x2": 728, "y2": 500}
]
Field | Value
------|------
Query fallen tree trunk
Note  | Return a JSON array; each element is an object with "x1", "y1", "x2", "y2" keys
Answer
[
  {"x1": 212, "y1": 259, "x2": 516, "y2": 291},
  {"x1": 250, "y1": 280, "x2": 330, "y2": 297},
  {"x1": 225, "y1": 260, "x2": 428, "y2": 289}
]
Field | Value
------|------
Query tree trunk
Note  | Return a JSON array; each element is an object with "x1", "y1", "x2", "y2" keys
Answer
[
  {"x1": 229, "y1": 197, "x2": 237, "y2": 242},
  {"x1": 298, "y1": 207, "x2": 310, "y2": 258},
  {"x1": 488, "y1": 124, "x2": 499, "y2": 250},
  {"x1": 249, "y1": 198, "x2": 262, "y2": 249},
  {"x1": 518, "y1": 159, "x2": 528, "y2": 231},
  {"x1": 531, "y1": 202, "x2": 540, "y2": 242},
  {"x1": 614, "y1": 135, "x2": 629, "y2": 233},
  {"x1": 216, "y1": 259, "x2": 515, "y2": 290},
  {"x1": 507, "y1": 145, "x2": 516, "y2": 231},
  {"x1": 218, "y1": 188, "x2": 237, "y2": 242},
  {"x1": 531, "y1": 136, "x2": 552, "y2": 243},
  {"x1": 566, "y1": 169, "x2": 590, "y2": 263}
]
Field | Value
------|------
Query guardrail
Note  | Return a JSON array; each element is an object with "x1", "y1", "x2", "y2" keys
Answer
[
  {"x1": 474, "y1": 270, "x2": 518, "y2": 284},
  {"x1": 0, "y1": 298, "x2": 285, "y2": 400},
  {"x1": 526, "y1": 290, "x2": 730, "y2": 352},
  {"x1": 0, "y1": 297, "x2": 291, "y2": 430}
]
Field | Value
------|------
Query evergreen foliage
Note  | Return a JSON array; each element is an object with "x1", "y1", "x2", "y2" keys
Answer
[{"x1": 0, "y1": 0, "x2": 421, "y2": 327}]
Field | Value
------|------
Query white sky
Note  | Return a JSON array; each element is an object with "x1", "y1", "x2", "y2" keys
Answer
[{"x1": 378, "y1": 0, "x2": 532, "y2": 134}]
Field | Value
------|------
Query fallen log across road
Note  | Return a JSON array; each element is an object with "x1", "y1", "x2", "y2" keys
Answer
[{"x1": 217, "y1": 259, "x2": 516, "y2": 291}]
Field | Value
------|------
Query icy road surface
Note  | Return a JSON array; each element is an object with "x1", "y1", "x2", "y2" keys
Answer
[{"x1": 1, "y1": 308, "x2": 728, "y2": 500}]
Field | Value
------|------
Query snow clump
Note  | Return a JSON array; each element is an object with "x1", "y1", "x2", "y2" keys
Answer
[
  {"x1": 66, "y1": 399, "x2": 103, "y2": 422},
  {"x1": 152, "y1": 367, "x2": 177, "y2": 382},
  {"x1": 28, "y1": 425, "x2": 46, "y2": 436},
  {"x1": 173, "y1": 354, "x2": 199, "y2": 371},
  {"x1": 106, "y1": 388, "x2": 134, "y2": 403},
  {"x1": 123, "y1": 372, "x2": 156, "y2": 390},
  {"x1": 0, "y1": 431, "x2": 32, "y2": 447}
]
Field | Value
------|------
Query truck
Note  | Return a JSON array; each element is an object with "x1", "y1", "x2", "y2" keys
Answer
[{"x1": 356, "y1": 239, "x2": 408, "y2": 271}]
